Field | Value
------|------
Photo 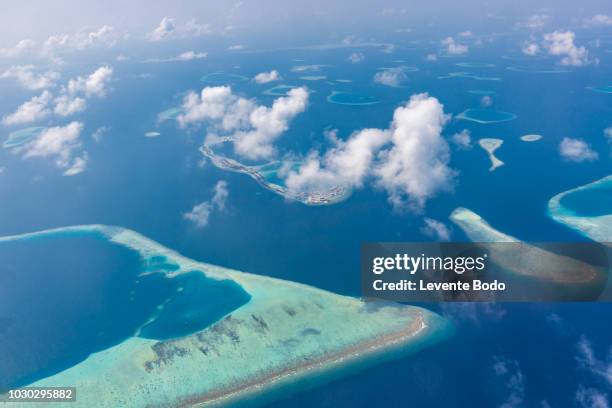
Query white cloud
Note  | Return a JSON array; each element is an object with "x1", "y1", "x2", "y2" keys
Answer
[
  {"x1": 576, "y1": 387, "x2": 609, "y2": 408},
  {"x1": 375, "y1": 94, "x2": 454, "y2": 209},
  {"x1": 48, "y1": 66, "x2": 113, "y2": 117},
  {"x1": 285, "y1": 93, "x2": 454, "y2": 210},
  {"x1": 576, "y1": 336, "x2": 612, "y2": 387},
  {"x1": 584, "y1": 14, "x2": 612, "y2": 27},
  {"x1": 92, "y1": 126, "x2": 109, "y2": 142},
  {"x1": 605, "y1": 127, "x2": 612, "y2": 143},
  {"x1": 211, "y1": 180, "x2": 229, "y2": 210},
  {"x1": 228, "y1": 44, "x2": 244, "y2": 51},
  {"x1": 23, "y1": 121, "x2": 83, "y2": 168},
  {"x1": 234, "y1": 88, "x2": 308, "y2": 159},
  {"x1": 183, "y1": 201, "x2": 212, "y2": 228},
  {"x1": 442, "y1": 37, "x2": 469, "y2": 55},
  {"x1": 441, "y1": 303, "x2": 506, "y2": 325},
  {"x1": 284, "y1": 128, "x2": 389, "y2": 193},
  {"x1": 0, "y1": 39, "x2": 36, "y2": 58},
  {"x1": 426, "y1": 53, "x2": 438, "y2": 61},
  {"x1": 2, "y1": 91, "x2": 52, "y2": 125},
  {"x1": 542, "y1": 31, "x2": 591, "y2": 66},
  {"x1": 349, "y1": 52, "x2": 365, "y2": 63},
  {"x1": 67, "y1": 66, "x2": 113, "y2": 97},
  {"x1": 183, "y1": 180, "x2": 229, "y2": 228},
  {"x1": 177, "y1": 51, "x2": 207, "y2": 61},
  {"x1": 421, "y1": 218, "x2": 451, "y2": 241},
  {"x1": 373, "y1": 67, "x2": 407, "y2": 87},
  {"x1": 254, "y1": 70, "x2": 280, "y2": 84},
  {"x1": 559, "y1": 137, "x2": 599, "y2": 162},
  {"x1": 493, "y1": 357, "x2": 525, "y2": 408},
  {"x1": 480, "y1": 95, "x2": 493, "y2": 107},
  {"x1": 0, "y1": 65, "x2": 60, "y2": 90},
  {"x1": 451, "y1": 129, "x2": 472, "y2": 150},
  {"x1": 54, "y1": 95, "x2": 86, "y2": 116},
  {"x1": 148, "y1": 17, "x2": 176, "y2": 41},
  {"x1": 178, "y1": 86, "x2": 309, "y2": 160},
  {"x1": 459, "y1": 31, "x2": 473, "y2": 37},
  {"x1": 520, "y1": 14, "x2": 549, "y2": 29},
  {"x1": 43, "y1": 25, "x2": 118, "y2": 55},
  {"x1": 63, "y1": 152, "x2": 88, "y2": 176},
  {"x1": 145, "y1": 51, "x2": 208, "y2": 63},
  {"x1": 522, "y1": 42, "x2": 540, "y2": 56},
  {"x1": 178, "y1": 86, "x2": 256, "y2": 130},
  {"x1": 148, "y1": 17, "x2": 210, "y2": 41}
]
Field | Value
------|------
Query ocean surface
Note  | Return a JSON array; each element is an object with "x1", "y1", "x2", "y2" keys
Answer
[{"x1": 0, "y1": 32, "x2": 611, "y2": 406}]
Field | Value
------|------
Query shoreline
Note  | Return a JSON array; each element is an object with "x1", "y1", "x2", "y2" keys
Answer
[{"x1": 181, "y1": 312, "x2": 432, "y2": 407}]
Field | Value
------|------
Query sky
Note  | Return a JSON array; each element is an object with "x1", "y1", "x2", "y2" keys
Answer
[{"x1": 1, "y1": 0, "x2": 611, "y2": 48}]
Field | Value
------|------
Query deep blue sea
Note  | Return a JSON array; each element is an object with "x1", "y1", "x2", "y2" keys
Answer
[{"x1": 0, "y1": 32, "x2": 610, "y2": 406}]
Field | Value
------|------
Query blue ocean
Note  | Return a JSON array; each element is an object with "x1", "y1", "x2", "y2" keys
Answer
[{"x1": 0, "y1": 26, "x2": 610, "y2": 407}]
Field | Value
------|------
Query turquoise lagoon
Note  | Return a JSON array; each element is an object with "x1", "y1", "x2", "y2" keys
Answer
[
  {"x1": 327, "y1": 91, "x2": 380, "y2": 106},
  {"x1": 0, "y1": 226, "x2": 452, "y2": 407},
  {"x1": 201, "y1": 72, "x2": 249, "y2": 84},
  {"x1": 456, "y1": 108, "x2": 517, "y2": 124},
  {"x1": 3, "y1": 127, "x2": 46, "y2": 149},
  {"x1": 586, "y1": 85, "x2": 612, "y2": 94}
]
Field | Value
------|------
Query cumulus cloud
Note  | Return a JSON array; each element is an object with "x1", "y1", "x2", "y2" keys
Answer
[
  {"x1": 178, "y1": 86, "x2": 309, "y2": 160},
  {"x1": 54, "y1": 95, "x2": 86, "y2": 116},
  {"x1": 522, "y1": 42, "x2": 540, "y2": 56},
  {"x1": 421, "y1": 218, "x2": 451, "y2": 241},
  {"x1": 575, "y1": 387, "x2": 609, "y2": 408},
  {"x1": 284, "y1": 127, "x2": 389, "y2": 193},
  {"x1": 0, "y1": 65, "x2": 60, "y2": 90},
  {"x1": 441, "y1": 303, "x2": 506, "y2": 325},
  {"x1": 451, "y1": 129, "x2": 472, "y2": 150},
  {"x1": 520, "y1": 14, "x2": 549, "y2": 29},
  {"x1": 183, "y1": 180, "x2": 229, "y2": 228},
  {"x1": 285, "y1": 93, "x2": 455, "y2": 210},
  {"x1": 605, "y1": 127, "x2": 612, "y2": 144},
  {"x1": 63, "y1": 152, "x2": 88, "y2": 176},
  {"x1": 67, "y1": 65, "x2": 113, "y2": 97},
  {"x1": 145, "y1": 51, "x2": 208, "y2": 63},
  {"x1": 493, "y1": 357, "x2": 525, "y2": 408},
  {"x1": 559, "y1": 137, "x2": 598, "y2": 162},
  {"x1": 254, "y1": 70, "x2": 280, "y2": 84},
  {"x1": 22, "y1": 121, "x2": 84, "y2": 168},
  {"x1": 2, "y1": 91, "x2": 52, "y2": 125},
  {"x1": 43, "y1": 25, "x2": 118, "y2": 55},
  {"x1": 348, "y1": 52, "x2": 365, "y2": 63},
  {"x1": 211, "y1": 180, "x2": 229, "y2": 210},
  {"x1": 177, "y1": 51, "x2": 207, "y2": 61},
  {"x1": 480, "y1": 95, "x2": 493, "y2": 107},
  {"x1": 542, "y1": 31, "x2": 592, "y2": 66},
  {"x1": 92, "y1": 126, "x2": 109, "y2": 142},
  {"x1": 373, "y1": 67, "x2": 407, "y2": 87},
  {"x1": 584, "y1": 14, "x2": 612, "y2": 27},
  {"x1": 148, "y1": 17, "x2": 210, "y2": 41},
  {"x1": 375, "y1": 94, "x2": 454, "y2": 209},
  {"x1": 0, "y1": 39, "x2": 36, "y2": 58},
  {"x1": 148, "y1": 17, "x2": 176, "y2": 41},
  {"x1": 576, "y1": 336, "x2": 612, "y2": 387},
  {"x1": 441, "y1": 37, "x2": 469, "y2": 55}
]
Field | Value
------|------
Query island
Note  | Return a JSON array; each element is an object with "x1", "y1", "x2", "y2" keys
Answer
[
  {"x1": 0, "y1": 225, "x2": 452, "y2": 407},
  {"x1": 547, "y1": 174, "x2": 612, "y2": 244},
  {"x1": 200, "y1": 140, "x2": 351, "y2": 205},
  {"x1": 449, "y1": 207, "x2": 608, "y2": 293},
  {"x1": 478, "y1": 138, "x2": 504, "y2": 171},
  {"x1": 520, "y1": 134, "x2": 542, "y2": 142}
]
